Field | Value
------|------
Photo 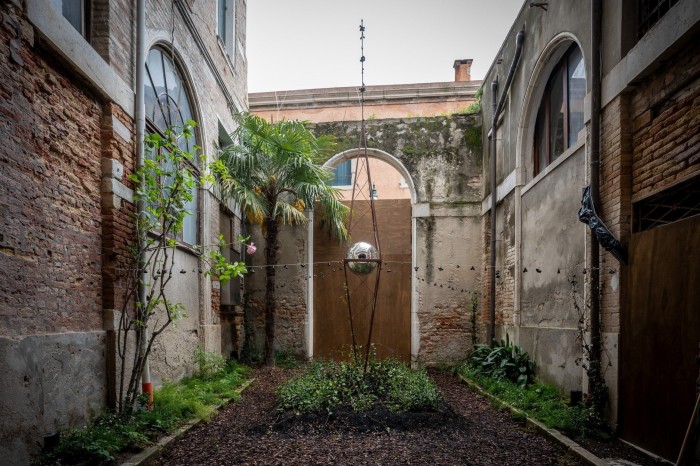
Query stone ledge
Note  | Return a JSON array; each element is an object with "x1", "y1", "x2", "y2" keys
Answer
[{"x1": 119, "y1": 377, "x2": 255, "y2": 466}]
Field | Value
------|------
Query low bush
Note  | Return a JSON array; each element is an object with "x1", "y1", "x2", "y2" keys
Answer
[
  {"x1": 36, "y1": 357, "x2": 249, "y2": 465},
  {"x1": 278, "y1": 354, "x2": 439, "y2": 415},
  {"x1": 468, "y1": 335, "x2": 535, "y2": 386}
]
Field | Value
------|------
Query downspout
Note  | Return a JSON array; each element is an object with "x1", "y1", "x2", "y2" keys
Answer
[
  {"x1": 589, "y1": 0, "x2": 602, "y2": 392},
  {"x1": 488, "y1": 30, "x2": 525, "y2": 345},
  {"x1": 135, "y1": 0, "x2": 153, "y2": 407}
]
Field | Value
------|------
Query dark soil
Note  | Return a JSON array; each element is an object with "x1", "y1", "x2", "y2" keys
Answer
[{"x1": 155, "y1": 368, "x2": 582, "y2": 465}]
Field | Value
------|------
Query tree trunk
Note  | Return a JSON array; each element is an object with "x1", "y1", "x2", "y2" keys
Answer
[{"x1": 263, "y1": 217, "x2": 279, "y2": 366}]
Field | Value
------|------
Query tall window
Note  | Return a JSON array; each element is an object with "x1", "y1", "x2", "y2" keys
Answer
[
  {"x1": 533, "y1": 44, "x2": 585, "y2": 176},
  {"x1": 330, "y1": 160, "x2": 352, "y2": 186},
  {"x1": 217, "y1": 0, "x2": 234, "y2": 59},
  {"x1": 144, "y1": 47, "x2": 199, "y2": 245}
]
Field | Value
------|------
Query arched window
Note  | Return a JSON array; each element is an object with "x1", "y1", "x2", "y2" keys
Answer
[
  {"x1": 533, "y1": 44, "x2": 585, "y2": 176},
  {"x1": 144, "y1": 47, "x2": 198, "y2": 244}
]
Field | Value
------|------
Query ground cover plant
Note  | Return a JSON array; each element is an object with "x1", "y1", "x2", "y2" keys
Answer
[
  {"x1": 278, "y1": 355, "x2": 439, "y2": 416},
  {"x1": 36, "y1": 357, "x2": 249, "y2": 465},
  {"x1": 459, "y1": 341, "x2": 608, "y2": 439}
]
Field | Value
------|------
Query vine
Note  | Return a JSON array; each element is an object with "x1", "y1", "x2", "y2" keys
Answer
[{"x1": 570, "y1": 272, "x2": 610, "y2": 431}]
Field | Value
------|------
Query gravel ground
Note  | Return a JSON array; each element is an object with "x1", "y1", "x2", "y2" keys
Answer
[{"x1": 155, "y1": 368, "x2": 582, "y2": 465}]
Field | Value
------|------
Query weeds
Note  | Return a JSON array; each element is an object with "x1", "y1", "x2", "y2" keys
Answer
[
  {"x1": 36, "y1": 358, "x2": 249, "y2": 465},
  {"x1": 458, "y1": 365, "x2": 608, "y2": 439}
]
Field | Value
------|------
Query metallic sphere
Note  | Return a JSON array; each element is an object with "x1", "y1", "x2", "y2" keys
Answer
[{"x1": 346, "y1": 241, "x2": 379, "y2": 274}]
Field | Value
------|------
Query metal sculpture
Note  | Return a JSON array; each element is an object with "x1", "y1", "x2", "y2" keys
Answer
[{"x1": 342, "y1": 20, "x2": 382, "y2": 372}]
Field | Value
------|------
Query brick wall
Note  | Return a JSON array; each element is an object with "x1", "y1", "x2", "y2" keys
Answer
[
  {"x1": 90, "y1": 0, "x2": 136, "y2": 86},
  {"x1": 598, "y1": 94, "x2": 633, "y2": 334},
  {"x1": 630, "y1": 40, "x2": 700, "y2": 201},
  {"x1": 0, "y1": 5, "x2": 105, "y2": 336}
]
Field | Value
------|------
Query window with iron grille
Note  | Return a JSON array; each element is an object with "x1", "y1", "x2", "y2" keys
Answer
[
  {"x1": 634, "y1": 175, "x2": 700, "y2": 232},
  {"x1": 638, "y1": 0, "x2": 680, "y2": 39}
]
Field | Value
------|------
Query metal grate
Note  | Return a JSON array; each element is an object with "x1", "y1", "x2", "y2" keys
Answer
[
  {"x1": 634, "y1": 175, "x2": 700, "y2": 232},
  {"x1": 638, "y1": 0, "x2": 680, "y2": 39}
]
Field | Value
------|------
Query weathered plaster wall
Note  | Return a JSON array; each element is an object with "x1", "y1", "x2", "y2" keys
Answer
[
  {"x1": 519, "y1": 150, "x2": 586, "y2": 392},
  {"x1": 0, "y1": 333, "x2": 106, "y2": 466},
  {"x1": 241, "y1": 115, "x2": 483, "y2": 364},
  {"x1": 314, "y1": 115, "x2": 483, "y2": 364},
  {"x1": 245, "y1": 223, "x2": 309, "y2": 358},
  {"x1": 0, "y1": 5, "x2": 109, "y2": 462}
]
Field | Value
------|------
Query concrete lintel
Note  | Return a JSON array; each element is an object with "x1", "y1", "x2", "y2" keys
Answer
[
  {"x1": 26, "y1": 0, "x2": 135, "y2": 116},
  {"x1": 101, "y1": 177, "x2": 134, "y2": 203},
  {"x1": 412, "y1": 202, "x2": 480, "y2": 218}
]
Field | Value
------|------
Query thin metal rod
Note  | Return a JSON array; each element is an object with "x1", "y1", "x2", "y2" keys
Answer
[
  {"x1": 343, "y1": 261, "x2": 359, "y2": 358},
  {"x1": 363, "y1": 265, "x2": 383, "y2": 373},
  {"x1": 589, "y1": 0, "x2": 602, "y2": 391}
]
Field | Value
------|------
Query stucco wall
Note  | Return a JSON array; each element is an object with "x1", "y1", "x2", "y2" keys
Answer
[
  {"x1": 241, "y1": 114, "x2": 483, "y2": 364},
  {"x1": 519, "y1": 148, "x2": 586, "y2": 392}
]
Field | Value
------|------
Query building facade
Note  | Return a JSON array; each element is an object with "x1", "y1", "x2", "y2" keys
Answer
[
  {"x1": 0, "y1": 0, "x2": 247, "y2": 462},
  {"x1": 481, "y1": 0, "x2": 700, "y2": 460}
]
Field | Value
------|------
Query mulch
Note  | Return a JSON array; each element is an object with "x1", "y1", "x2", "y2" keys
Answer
[{"x1": 154, "y1": 368, "x2": 583, "y2": 465}]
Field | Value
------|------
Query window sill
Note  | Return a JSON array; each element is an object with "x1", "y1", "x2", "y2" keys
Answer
[{"x1": 217, "y1": 36, "x2": 236, "y2": 73}]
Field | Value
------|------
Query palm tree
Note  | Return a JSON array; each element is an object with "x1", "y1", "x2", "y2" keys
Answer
[{"x1": 213, "y1": 112, "x2": 348, "y2": 366}]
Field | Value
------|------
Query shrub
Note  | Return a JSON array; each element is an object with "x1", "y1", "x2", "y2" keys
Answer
[
  {"x1": 468, "y1": 335, "x2": 535, "y2": 386},
  {"x1": 278, "y1": 354, "x2": 439, "y2": 415}
]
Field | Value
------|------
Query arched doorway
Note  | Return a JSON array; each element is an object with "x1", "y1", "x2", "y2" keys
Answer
[{"x1": 307, "y1": 149, "x2": 416, "y2": 362}]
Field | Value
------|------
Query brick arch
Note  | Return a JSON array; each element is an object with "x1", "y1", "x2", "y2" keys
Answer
[{"x1": 323, "y1": 148, "x2": 418, "y2": 204}]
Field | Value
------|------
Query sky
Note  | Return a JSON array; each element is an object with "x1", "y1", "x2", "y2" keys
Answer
[{"x1": 246, "y1": 0, "x2": 525, "y2": 93}]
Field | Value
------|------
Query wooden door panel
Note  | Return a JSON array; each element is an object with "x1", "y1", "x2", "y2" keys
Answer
[
  {"x1": 314, "y1": 199, "x2": 411, "y2": 361},
  {"x1": 620, "y1": 215, "x2": 700, "y2": 461}
]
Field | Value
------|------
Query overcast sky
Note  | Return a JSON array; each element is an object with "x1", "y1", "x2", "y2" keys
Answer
[{"x1": 246, "y1": 0, "x2": 525, "y2": 93}]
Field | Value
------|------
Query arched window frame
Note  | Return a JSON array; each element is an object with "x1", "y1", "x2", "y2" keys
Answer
[
  {"x1": 144, "y1": 46, "x2": 200, "y2": 245},
  {"x1": 533, "y1": 43, "x2": 586, "y2": 177}
]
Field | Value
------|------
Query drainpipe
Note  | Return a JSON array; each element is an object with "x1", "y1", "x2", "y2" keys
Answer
[
  {"x1": 488, "y1": 31, "x2": 525, "y2": 345},
  {"x1": 135, "y1": 0, "x2": 153, "y2": 407},
  {"x1": 589, "y1": 0, "x2": 602, "y2": 392}
]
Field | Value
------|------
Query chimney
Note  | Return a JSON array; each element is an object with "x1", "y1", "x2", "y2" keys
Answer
[{"x1": 453, "y1": 59, "x2": 473, "y2": 82}]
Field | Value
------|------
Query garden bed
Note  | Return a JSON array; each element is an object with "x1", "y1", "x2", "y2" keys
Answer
[{"x1": 155, "y1": 367, "x2": 583, "y2": 465}]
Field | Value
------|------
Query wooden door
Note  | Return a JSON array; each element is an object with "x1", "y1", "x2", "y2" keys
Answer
[
  {"x1": 620, "y1": 215, "x2": 700, "y2": 461},
  {"x1": 313, "y1": 199, "x2": 411, "y2": 361}
]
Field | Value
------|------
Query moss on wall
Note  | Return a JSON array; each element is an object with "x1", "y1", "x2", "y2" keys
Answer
[{"x1": 312, "y1": 114, "x2": 482, "y2": 205}]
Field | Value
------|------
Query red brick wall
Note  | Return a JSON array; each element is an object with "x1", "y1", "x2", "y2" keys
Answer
[
  {"x1": 100, "y1": 103, "x2": 136, "y2": 314},
  {"x1": 598, "y1": 94, "x2": 633, "y2": 334},
  {"x1": 91, "y1": 0, "x2": 135, "y2": 87},
  {"x1": 630, "y1": 40, "x2": 700, "y2": 201},
  {"x1": 0, "y1": 5, "x2": 104, "y2": 336}
]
